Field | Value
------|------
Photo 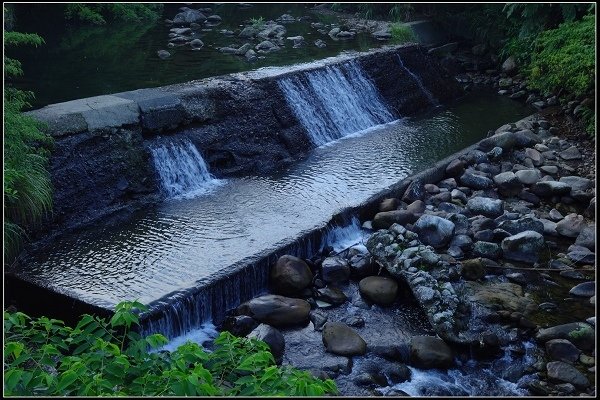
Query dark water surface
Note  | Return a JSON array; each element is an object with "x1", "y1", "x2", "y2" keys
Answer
[{"x1": 14, "y1": 90, "x2": 533, "y2": 310}]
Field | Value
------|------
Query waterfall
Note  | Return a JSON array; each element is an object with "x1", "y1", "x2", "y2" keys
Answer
[
  {"x1": 150, "y1": 139, "x2": 221, "y2": 198},
  {"x1": 278, "y1": 61, "x2": 395, "y2": 146},
  {"x1": 396, "y1": 55, "x2": 439, "y2": 106}
]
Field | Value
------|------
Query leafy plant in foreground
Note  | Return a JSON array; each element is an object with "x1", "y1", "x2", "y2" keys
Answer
[{"x1": 4, "y1": 301, "x2": 338, "y2": 396}]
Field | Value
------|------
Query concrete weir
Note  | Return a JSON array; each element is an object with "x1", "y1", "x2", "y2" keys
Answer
[{"x1": 26, "y1": 44, "x2": 457, "y2": 238}]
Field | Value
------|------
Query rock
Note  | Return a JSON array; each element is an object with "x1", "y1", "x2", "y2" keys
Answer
[
  {"x1": 321, "y1": 257, "x2": 350, "y2": 284},
  {"x1": 310, "y1": 309, "x2": 328, "y2": 331},
  {"x1": 559, "y1": 146, "x2": 582, "y2": 160},
  {"x1": 406, "y1": 200, "x2": 426, "y2": 215},
  {"x1": 548, "y1": 208, "x2": 563, "y2": 222},
  {"x1": 459, "y1": 171, "x2": 494, "y2": 190},
  {"x1": 472, "y1": 241, "x2": 501, "y2": 259},
  {"x1": 359, "y1": 276, "x2": 398, "y2": 306},
  {"x1": 328, "y1": 27, "x2": 340, "y2": 37},
  {"x1": 402, "y1": 180, "x2": 425, "y2": 203},
  {"x1": 173, "y1": 10, "x2": 207, "y2": 25},
  {"x1": 237, "y1": 295, "x2": 311, "y2": 327},
  {"x1": 316, "y1": 287, "x2": 347, "y2": 305},
  {"x1": 461, "y1": 258, "x2": 486, "y2": 281},
  {"x1": 322, "y1": 322, "x2": 367, "y2": 356},
  {"x1": 540, "y1": 165, "x2": 559, "y2": 175},
  {"x1": 413, "y1": 215, "x2": 455, "y2": 248},
  {"x1": 464, "y1": 281, "x2": 536, "y2": 314},
  {"x1": 372, "y1": 210, "x2": 417, "y2": 229},
  {"x1": 546, "y1": 361, "x2": 590, "y2": 388},
  {"x1": 385, "y1": 363, "x2": 411, "y2": 384},
  {"x1": 556, "y1": 214, "x2": 585, "y2": 237},
  {"x1": 248, "y1": 324, "x2": 285, "y2": 364},
  {"x1": 256, "y1": 40, "x2": 278, "y2": 51},
  {"x1": 531, "y1": 181, "x2": 571, "y2": 197},
  {"x1": 536, "y1": 322, "x2": 595, "y2": 351},
  {"x1": 410, "y1": 336, "x2": 453, "y2": 369},
  {"x1": 314, "y1": 39, "x2": 326, "y2": 48},
  {"x1": 559, "y1": 176, "x2": 593, "y2": 194},
  {"x1": 245, "y1": 49, "x2": 257, "y2": 62},
  {"x1": 258, "y1": 24, "x2": 286, "y2": 40},
  {"x1": 467, "y1": 197, "x2": 504, "y2": 218},
  {"x1": 220, "y1": 315, "x2": 259, "y2": 337},
  {"x1": 445, "y1": 159, "x2": 465, "y2": 177},
  {"x1": 524, "y1": 148, "x2": 543, "y2": 166},
  {"x1": 336, "y1": 30, "x2": 355, "y2": 38},
  {"x1": 157, "y1": 50, "x2": 171, "y2": 59},
  {"x1": 342, "y1": 315, "x2": 365, "y2": 328},
  {"x1": 501, "y1": 231, "x2": 545, "y2": 264},
  {"x1": 493, "y1": 171, "x2": 522, "y2": 196},
  {"x1": 498, "y1": 217, "x2": 545, "y2": 235},
  {"x1": 575, "y1": 224, "x2": 595, "y2": 250},
  {"x1": 569, "y1": 281, "x2": 595, "y2": 297},
  {"x1": 189, "y1": 38, "x2": 204, "y2": 49},
  {"x1": 501, "y1": 56, "x2": 517, "y2": 74},
  {"x1": 372, "y1": 30, "x2": 392, "y2": 40},
  {"x1": 567, "y1": 247, "x2": 595, "y2": 265},
  {"x1": 270, "y1": 255, "x2": 313, "y2": 295},
  {"x1": 239, "y1": 26, "x2": 259, "y2": 38},
  {"x1": 546, "y1": 339, "x2": 581, "y2": 363}
]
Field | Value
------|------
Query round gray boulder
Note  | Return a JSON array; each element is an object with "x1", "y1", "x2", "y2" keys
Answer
[
  {"x1": 413, "y1": 215, "x2": 455, "y2": 249},
  {"x1": 359, "y1": 276, "x2": 398, "y2": 306},
  {"x1": 322, "y1": 322, "x2": 367, "y2": 356},
  {"x1": 410, "y1": 336, "x2": 453, "y2": 369},
  {"x1": 270, "y1": 255, "x2": 313, "y2": 295},
  {"x1": 467, "y1": 197, "x2": 504, "y2": 218},
  {"x1": 501, "y1": 231, "x2": 545, "y2": 264}
]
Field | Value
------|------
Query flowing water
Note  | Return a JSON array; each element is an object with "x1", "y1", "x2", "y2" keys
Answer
[{"x1": 396, "y1": 54, "x2": 438, "y2": 106}]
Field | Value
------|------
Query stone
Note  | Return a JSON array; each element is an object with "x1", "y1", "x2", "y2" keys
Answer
[
  {"x1": 546, "y1": 339, "x2": 581, "y2": 363},
  {"x1": 461, "y1": 258, "x2": 486, "y2": 281},
  {"x1": 548, "y1": 208, "x2": 563, "y2": 222},
  {"x1": 569, "y1": 282, "x2": 595, "y2": 298},
  {"x1": 559, "y1": 146, "x2": 582, "y2": 160},
  {"x1": 314, "y1": 39, "x2": 326, "y2": 48},
  {"x1": 173, "y1": 9, "x2": 207, "y2": 25},
  {"x1": 472, "y1": 241, "x2": 501, "y2": 259},
  {"x1": 546, "y1": 361, "x2": 590, "y2": 388},
  {"x1": 467, "y1": 197, "x2": 504, "y2": 218},
  {"x1": 413, "y1": 215, "x2": 455, "y2": 249},
  {"x1": 445, "y1": 159, "x2": 465, "y2": 177},
  {"x1": 575, "y1": 224, "x2": 595, "y2": 250},
  {"x1": 321, "y1": 257, "x2": 350, "y2": 284},
  {"x1": 498, "y1": 217, "x2": 545, "y2": 235},
  {"x1": 359, "y1": 276, "x2": 398, "y2": 306},
  {"x1": 493, "y1": 171, "x2": 523, "y2": 196},
  {"x1": 540, "y1": 165, "x2": 559, "y2": 175},
  {"x1": 567, "y1": 247, "x2": 594, "y2": 265},
  {"x1": 524, "y1": 148, "x2": 543, "y2": 166},
  {"x1": 409, "y1": 336, "x2": 453, "y2": 369},
  {"x1": 310, "y1": 309, "x2": 328, "y2": 331},
  {"x1": 556, "y1": 214, "x2": 585, "y2": 237},
  {"x1": 322, "y1": 322, "x2": 367, "y2": 356},
  {"x1": 514, "y1": 168, "x2": 541, "y2": 185},
  {"x1": 379, "y1": 198, "x2": 399, "y2": 212},
  {"x1": 248, "y1": 324, "x2": 285, "y2": 364},
  {"x1": 459, "y1": 171, "x2": 494, "y2": 190},
  {"x1": 385, "y1": 363, "x2": 411, "y2": 384},
  {"x1": 220, "y1": 315, "x2": 259, "y2": 337},
  {"x1": 451, "y1": 189, "x2": 467, "y2": 203},
  {"x1": 316, "y1": 286, "x2": 347, "y2": 305},
  {"x1": 237, "y1": 295, "x2": 311, "y2": 327},
  {"x1": 532, "y1": 181, "x2": 571, "y2": 197},
  {"x1": 536, "y1": 322, "x2": 595, "y2": 351},
  {"x1": 372, "y1": 210, "x2": 418, "y2": 229},
  {"x1": 559, "y1": 176, "x2": 593, "y2": 193},
  {"x1": 402, "y1": 180, "x2": 425, "y2": 203},
  {"x1": 502, "y1": 56, "x2": 517, "y2": 73},
  {"x1": 157, "y1": 50, "x2": 171, "y2": 59},
  {"x1": 464, "y1": 281, "x2": 537, "y2": 315},
  {"x1": 270, "y1": 255, "x2": 313, "y2": 295},
  {"x1": 189, "y1": 38, "x2": 204, "y2": 49},
  {"x1": 256, "y1": 40, "x2": 278, "y2": 51},
  {"x1": 501, "y1": 231, "x2": 545, "y2": 264},
  {"x1": 245, "y1": 49, "x2": 257, "y2": 62},
  {"x1": 348, "y1": 254, "x2": 377, "y2": 279}
]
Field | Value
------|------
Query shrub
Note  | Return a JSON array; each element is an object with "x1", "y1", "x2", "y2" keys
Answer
[
  {"x1": 4, "y1": 301, "x2": 338, "y2": 396},
  {"x1": 389, "y1": 23, "x2": 416, "y2": 44},
  {"x1": 65, "y1": 3, "x2": 163, "y2": 25}
]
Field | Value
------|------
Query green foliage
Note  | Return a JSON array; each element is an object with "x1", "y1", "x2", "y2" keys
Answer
[
  {"x1": 4, "y1": 301, "x2": 338, "y2": 396},
  {"x1": 4, "y1": 30, "x2": 53, "y2": 261},
  {"x1": 330, "y1": 3, "x2": 416, "y2": 21},
  {"x1": 503, "y1": 3, "x2": 593, "y2": 37},
  {"x1": 65, "y1": 3, "x2": 163, "y2": 25},
  {"x1": 389, "y1": 23, "x2": 416, "y2": 44},
  {"x1": 250, "y1": 16, "x2": 265, "y2": 30},
  {"x1": 526, "y1": 15, "x2": 595, "y2": 98}
]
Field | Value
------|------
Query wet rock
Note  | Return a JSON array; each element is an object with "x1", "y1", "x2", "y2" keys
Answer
[
  {"x1": 575, "y1": 225, "x2": 595, "y2": 250},
  {"x1": 524, "y1": 148, "x2": 543, "y2": 166},
  {"x1": 569, "y1": 281, "x2": 595, "y2": 298},
  {"x1": 258, "y1": 24, "x2": 286, "y2": 40},
  {"x1": 342, "y1": 315, "x2": 365, "y2": 328},
  {"x1": 559, "y1": 146, "x2": 582, "y2": 160},
  {"x1": 322, "y1": 322, "x2": 367, "y2": 356},
  {"x1": 314, "y1": 39, "x2": 326, "y2": 48},
  {"x1": 316, "y1": 287, "x2": 347, "y2": 305},
  {"x1": 545, "y1": 339, "x2": 581, "y2": 363},
  {"x1": 348, "y1": 254, "x2": 377, "y2": 279},
  {"x1": 548, "y1": 208, "x2": 563, "y2": 221},
  {"x1": 473, "y1": 229, "x2": 494, "y2": 242},
  {"x1": 245, "y1": 49, "x2": 257, "y2": 62},
  {"x1": 472, "y1": 241, "x2": 501, "y2": 259},
  {"x1": 402, "y1": 180, "x2": 425, "y2": 203},
  {"x1": 239, "y1": 25, "x2": 259, "y2": 38},
  {"x1": 407, "y1": 200, "x2": 426, "y2": 215},
  {"x1": 493, "y1": 171, "x2": 522, "y2": 196},
  {"x1": 531, "y1": 181, "x2": 571, "y2": 197},
  {"x1": 459, "y1": 171, "x2": 494, "y2": 190},
  {"x1": 466, "y1": 197, "x2": 504, "y2": 218},
  {"x1": 248, "y1": 324, "x2": 285, "y2": 364},
  {"x1": 256, "y1": 40, "x2": 279, "y2": 51},
  {"x1": 409, "y1": 336, "x2": 453, "y2": 369},
  {"x1": 379, "y1": 198, "x2": 399, "y2": 212},
  {"x1": 270, "y1": 255, "x2": 313, "y2": 295},
  {"x1": 372, "y1": 210, "x2": 418, "y2": 229},
  {"x1": 445, "y1": 159, "x2": 465, "y2": 177},
  {"x1": 546, "y1": 361, "x2": 589, "y2": 388},
  {"x1": 559, "y1": 176, "x2": 593, "y2": 194},
  {"x1": 221, "y1": 315, "x2": 259, "y2": 337},
  {"x1": 309, "y1": 309, "x2": 328, "y2": 331},
  {"x1": 359, "y1": 276, "x2": 398, "y2": 306},
  {"x1": 464, "y1": 281, "x2": 536, "y2": 314},
  {"x1": 535, "y1": 322, "x2": 595, "y2": 351},
  {"x1": 413, "y1": 215, "x2": 455, "y2": 248},
  {"x1": 559, "y1": 270, "x2": 586, "y2": 280},
  {"x1": 501, "y1": 231, "x2": 545, "y2": 264},
  {"x1": 461, "y1": 258, "x2": 486, "y2": 281},
  {"x1": 237, "y1": 295, "x2": 311, "y2": 327},
  {"x1": 189, "y1": 38, "x2": 204, "y2": 49},
  {"x1": 321, "y1": 256, "x2": 350, "y2": 284},
  {"x1": 173, "y1": 9, "x2": 207, "y2": 25},
  {"x1": 498, "y1": 217, "x2": 545, "y2": 235},
  {"x1": 450, "y1": 235, "x2": 473, "y2": 250},
  {"x1": 157, "y1": 50, "x2": 171, "y2": 59}
]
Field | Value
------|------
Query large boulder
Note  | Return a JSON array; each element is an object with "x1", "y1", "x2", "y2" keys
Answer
[
  {"x1": 545, "y1": 339, "x2": 581, "y2": 363},
  {"x1": 569, "y1": 281, "x2": 595, "y2": 297},
  {"x1": 322, "y1": 322, "x2": 367, "y2": 356},
  {"x1": 466, "y1": 197, "x2": 504, "y2": 218},
  {"x1": 413, "y1": 215, "x2": 455, "y2": 248},
  {"x1": 237, "y1": 295, "x2": 311, "y2": 327},
  {"x1": 410, "y1": 336, "x2": 453, "y2": 369},
  {"x1": 501, "y1": 231, "x2": 545, "y2": 264},
  {"x1": 248, "y1": 324, "x2": 285, "y2": 364},
  {"x1": 535, "y1": 322, "x2": 595, "y2": 351},
  {"x1": 321, "y1": 256, "x2": 350, "y2": 284},
  {"x1": 556, "y1": 214, "x2": 585, "y2": 238},
  {"x1": 531, "y1": 181, "x2": 571, "y2": 197},
  {"x1": 493, "y1": 171, "x2": 523, "y2": 196},
  {"x1": 359, "y1": 276, "x2": 398, "y2": 306},
  {"x1": 546, "y1": 361, "x2": 590, "y2": 388},
  {"x1": 173, "y1": 10, "x2": 207, "y2": 25},
  {"x1": 464, "y1": 281, "x2": 537, "y2": 314},
  {"x1": 372, "y1": 210, "x2": 418, "y2": 229},
  {"x1": 575, "y1": 224, "x2": 595, "y2": 250},
  {"x1": 270, "y1": 255, "x2": 313, "y2": 295}
]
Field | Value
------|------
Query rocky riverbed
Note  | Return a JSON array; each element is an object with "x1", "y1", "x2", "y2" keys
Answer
[{"x1": 214, "y1": 111, "x2": 595, "y2": 396}]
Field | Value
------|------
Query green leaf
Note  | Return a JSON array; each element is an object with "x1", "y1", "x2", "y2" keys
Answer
[
  {"x1": 4, "y1": 369, "x2": 24, "y2": 392},
  {"x1": 56, "y1": 370, "x2": 78, "y2": 393}
]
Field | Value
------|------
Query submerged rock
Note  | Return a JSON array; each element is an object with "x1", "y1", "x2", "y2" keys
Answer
[
  {"x1": 321, "y1": 256, "x2": 351, "y2": 284},
  {"x1": 410, "y1": 336, "x2": 453, "y2": 369}
]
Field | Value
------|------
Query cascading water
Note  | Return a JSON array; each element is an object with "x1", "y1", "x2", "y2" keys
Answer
[
  {"x1": 396, "y1": 54, "x2": 439, "y2": 106},
  {"x1": 278, "y1": 60, "x2": 395, "y2": 146},
  {"x1": 150, "y1": 139, "x2": 222, "y2": 198}
]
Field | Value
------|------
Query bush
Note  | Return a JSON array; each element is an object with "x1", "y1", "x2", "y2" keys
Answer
[
  {"x1": 65, "y1": 3, "x2": 163, "y2": 25},
  {"x1": 4, "y1": 301, "x2": 338, "y2": 396},
  {"x1": 4, "y1": 30, "x2": 53, "y2": 261},
  {"x1": 389, "y1": 23, "x2": 416, "y2": 43}
]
